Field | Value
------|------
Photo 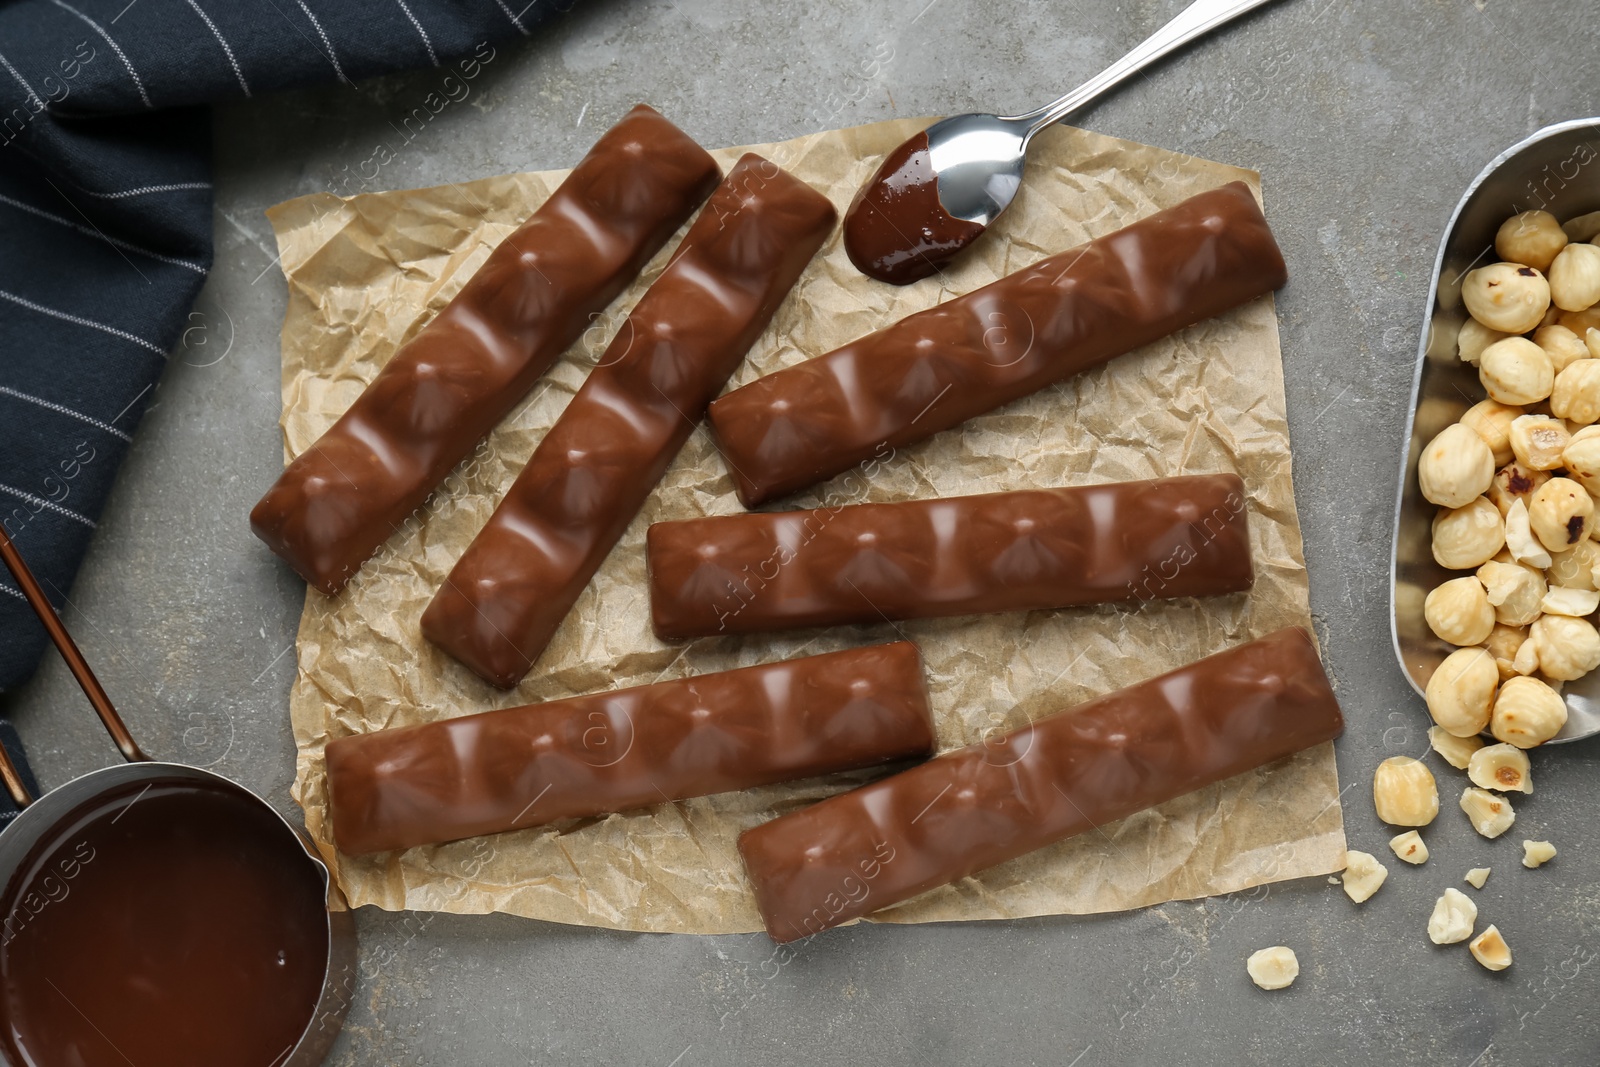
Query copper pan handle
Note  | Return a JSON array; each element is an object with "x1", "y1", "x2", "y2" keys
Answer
[{"x1": 0, "y1": 522, "x2": 148, "y2": 808}]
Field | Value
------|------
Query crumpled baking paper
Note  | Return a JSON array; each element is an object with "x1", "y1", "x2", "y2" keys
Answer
[{"x1": 267, "y1": 115, "x2": 1345, "y2": 934}]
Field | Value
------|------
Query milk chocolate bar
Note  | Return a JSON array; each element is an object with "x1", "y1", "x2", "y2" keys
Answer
[
  {"x1": 251, "y1": 105, "x2": 721, "y2": 593},
  {"x1": 738, "y1": 628, "x2": 1342, "y2": 942},
  {"x1": 647, "y1": 474, "x2": 1252, "y2": 638},
  {"x1": 326, "y1": 642, "x2": 933, "y2": 854},
  {"x1": 422, "y1": 155, "x2": 837, "y2": 687},
  {"x1": 707, "y1": 182, "x2": 1287, "y2": 506}
]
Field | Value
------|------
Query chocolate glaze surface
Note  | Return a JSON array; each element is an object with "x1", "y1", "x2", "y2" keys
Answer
[
  {"x1": 326, "y1": 642, "x2": 934, "y2": 855},
  {"x1": 842, "y1": 131, "x2": 986, "y2": 285},
  {"x1": 738, "y1": 628, "x2": 1343, "y2": 942},
  {"x1": 0, "y1": 779, "x2": 330, "y2": 1066},
  {"x1": 708, "y1": 182, "x2": 1288, "y2": 507},
  {"x1": 250, "y1": 105, "x2": 721, "y2": 594},
  {"x1": 647, "y1": 474, "x2": 1252, "y2": 638},
  {"x1": 422, "y1": 155, "x2": 836, "y2": 687}
]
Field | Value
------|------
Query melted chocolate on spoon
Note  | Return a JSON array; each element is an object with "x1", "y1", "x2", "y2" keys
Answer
[{"x1": 842, "y1": 131, "x2": 986, "y2": 285}]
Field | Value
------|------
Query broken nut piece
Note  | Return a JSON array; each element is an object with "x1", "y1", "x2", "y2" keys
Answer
[
  {"x1": 1466, "y1": 743, "x2": 1533, "y2": 794},
  {"x1": 1465, "y1": 867, "x2": 1491, "y2": 889},
  {"x1": 1389, "y1": 830, "x2": 1429, "y2": 865},
  {"x1": 1470, "y1": 925, "x2": 1513, "y2": 971},
  {"x1": 1429, "y1": 725, "x2": 1485, "y2": 769},
  {"x1": 1373, "y1": 757, "x2": 1440, "y2": 826},
  {"x1": 1342, "y1": 850, "x2": 1388, "y2": 903},
  {"x1": 1522, "y1": 840, "x2": 1557, "y2": 868},
  {"x1": 1427, "y1": 887, "x2": 1479, "y2": 945},
  {"x1": 1246, "y1": 946, "x2": 1300, "y2": 991},
  {"x1": 1460, "y1": 787, "x2": 1516, "y2": 838}
]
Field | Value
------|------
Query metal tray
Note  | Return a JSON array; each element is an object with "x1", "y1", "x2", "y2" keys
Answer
[{"x1": 1391, "y1": 117, "x2": 1600, "y2": 744}]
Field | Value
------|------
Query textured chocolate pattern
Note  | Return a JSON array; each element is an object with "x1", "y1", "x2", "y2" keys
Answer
[
  {"x1": 422, "y1": 155, "x2": 837, "y2": 686},
  {"x1": 251, "y1": 105, "x2": 721, "y2": 593},
  {"x1": 708, "y1": 181, "x2": 1287, "y2": 506},
  {"x1": 738, "y1": 628, "x2": 1342, "y2": 942}
]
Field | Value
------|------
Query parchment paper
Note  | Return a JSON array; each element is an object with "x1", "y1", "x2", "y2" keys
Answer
[{"x1": 268, "y1": 116, "x2": 1346, "y2": 934}]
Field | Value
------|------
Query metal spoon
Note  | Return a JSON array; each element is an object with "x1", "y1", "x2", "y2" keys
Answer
[{"x1": 844, "y1": 0, "x2": 1285, "y2": 284}]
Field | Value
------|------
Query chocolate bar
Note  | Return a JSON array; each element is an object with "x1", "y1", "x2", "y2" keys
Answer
[
  {"x1": 326, "y1": 642, "x2": 933, "y2": 855},
  {"x1": 737, "y1": 628, "x2": 1342, "y2": 942},
  {"x1": 422, "y1": 155, "x2": 836, "y2": 686},
  {"x1": 707, "y1": 182, "x2": 1287, "y2": 506},
  {"x1": 251, "y1": 105, "x2": 721, "y2": 593},
  {"x1": 647, "y1": 474, "x2": 1252, "y2": 638}
]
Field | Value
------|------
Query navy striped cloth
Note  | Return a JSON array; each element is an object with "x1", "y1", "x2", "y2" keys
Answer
[{"x1": 0, "y1": 1, "x2": 579, "y2": 700}]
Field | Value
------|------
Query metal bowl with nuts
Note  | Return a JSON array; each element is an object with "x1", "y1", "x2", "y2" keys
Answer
[{"x1": 1392, "y1": 118, "x2": 1600, "y2": 744}]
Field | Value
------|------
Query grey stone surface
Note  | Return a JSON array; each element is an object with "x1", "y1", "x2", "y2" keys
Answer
[{"x1": 4, "y1": 0, "x2": 1600, "y2": 1063}]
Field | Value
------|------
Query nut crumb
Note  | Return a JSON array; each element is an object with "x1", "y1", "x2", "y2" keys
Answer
[
  {"x1": 1246, "y1": 946, "x2": 1299, "y2": 990},
  {"x1": 1465, "y1": 867, "x2": 1491, "y2": 889},
  {"x1": 1522, "y1": 840, "x2": 1557, "y2": 868},
  {"x1": 1470, "y1": 925, "x2": 1512, "y2": 971},
  {"x1": 1342, "y1": 850, "x2": 1388, "y2": 903},
  {"x1": 1389, "y1": 830, "x2": 1429, "y2": 865}
]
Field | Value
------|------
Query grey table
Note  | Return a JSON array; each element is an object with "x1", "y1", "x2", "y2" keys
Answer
[{"x1": 5, "y1": 0, "x2": 1599, "y2": 1063}]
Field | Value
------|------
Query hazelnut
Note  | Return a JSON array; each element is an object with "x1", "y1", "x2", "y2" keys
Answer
[
  {"x1": 1546, "y1": 537, "x2": 1600, "y2": 590},
  {"x1": 1466, "y1": 742, "x2": 1532, "y2": 793},
  {"x1": 1501, "y1": 498, "x2": 1549, "y2": 568},
  {"x1": 1432, "y1": 499, "x2": 1506, "y2": 570},
  {"x1": 1490, "y1": 673, "x2": 1569, "y2": 746},
  {"x1": 1458, "y1": 318, "x2": 1509, "y2": 365},
  {"x1": 1548, "y1": 242, "x2": 1600, "y2": 312},
  {"x1": 1534, "y1": 324, "x2": 1591, "y2": 373},
  {"x1": 1487, "y1": 461, "x2": 1550, "y2": 516},
  {"x1": 1564, "y1": 210, "x2": 1600, "y2": 242},
  {"x1": 1475, "y1": 561, "x2": 1544, "y2": 627},
  {"x1": 1429, "y1": 724, "x2": 1485, "y2": 769},
  {"x1": 1541, "y1": 586, "x2": 1600, "y2": 616},
  {"x1": 1245, "y1": 946, "x2": 1299, "y2": 990},
  {"x1": 1527, "y1": 476, "x2": 1593, "y2": 550},
  {"x1": 1508, "y1": 414, "x2": 1571, "y2": 471},
  {"x1": 1496, "y1": 210, "x2": 1568, "y2": 271},
  {"x1": 1560, "y1": 306, "x2": 1600, "y2": 335},
  {"x1": 1425, "y1": 647, "x2": 1498, "y2": 737},
  {"x1": 1463, "y1": 262, "x2": 1552, "y2": 334},
  {"x1": 1551, "y1": 359, "x2": 1600, "y2": 425},
  {"x1": 1419, "y1": 423, "x2": 1497, "y2": 507},
  {"x1": 1512, "y1": 634, "x2": 1541, "y2": 676},
  {"x1": 1342, "y1": 850, "x2": 1388, "y2": 903},
  {"x1": 1460, "y1": 786, "x2": 1517, "y2": 838},
  {"x1": 1529, "y1": 614, "x2": 1600, "y2": 684},
  {"x1": 1424, "y1": 577, "x2": 1495, "y2": 645},
  {"x1": 1479, "y1": 338, "x2": 1555, "y2": 406},
  {"x1": 1589, "y1": 327, "x2": 1600, "y2": 360},
  {"x1": 1389, "y1": 830, "x2": 1429, "y2": 865},
  {"x1": 1459, "y1": 400, "x2": 1522, "y2": 466},
  {"x1": 1521, "y1": 840, "x2": 1557, "y2": 868},
  {"x1": 1469, "y1": 925, "x2": 1512, "y2": 971},
  {"x1": 1464, "y1": 867, "x2": 1491, "y2": 889},
  {"x1": 1373, "y1": 756, "x2": 1440, "y2": 826},
  {"x1": 1427, "y1": 887, "x2": 1479, "y2": 945}
]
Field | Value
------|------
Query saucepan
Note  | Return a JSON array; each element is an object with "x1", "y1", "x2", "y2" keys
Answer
[{"x1": 0, "y1": 522, "x2": 354, "y2": 1066}]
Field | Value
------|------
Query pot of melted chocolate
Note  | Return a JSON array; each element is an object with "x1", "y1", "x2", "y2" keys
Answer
[{"x1": 0, "y1": 526, "x2": 353, "y2": 1066}]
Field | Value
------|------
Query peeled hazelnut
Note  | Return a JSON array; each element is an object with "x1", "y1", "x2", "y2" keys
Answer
[
  {"x1": 1527, "y1": 476, "x2": 1593, "y2": 550},
  {"x1": 1460, "y1": 786, "x2": 1516, "y2": 838},
  {"x1": 1465, "y1": 867, "x2": 1491, "y2": 889},
  {"x1": 1430, "y1": 724, "x2": 1485, "y2": 768},
  {"x1": 1389, "y1": 830, "x2": 1428, "y2": 865},
  {"x1": 1245, "y1": 946, "x2": 1299, "y2": 990},
  {"x1": 1521, "y1": 840, "x2": 1557, "y2": 868},
  {"x1": 1496, "y1": 210, "x2": 1568, "y2": 272},
  {"x1": 1481, "y1": 623, "x2": 1530, "y2": 679},
  {"x1": 1469, "y1": 925, "x2": 1512, "y2": 971},
  {"x1": 1551, "y1": 359, "x2": 1600, "y2": 426},
  {"x1": 1463, "y1": 263, "x2": 1552, "y2": 334},
  {"x1": 1427, "y1": 887, "x2": 1479, "y2": 945},
  {"x1": 1341, "y1": 850, "x2": 1388, "y2": 903},
  {"x1": 1512, "y1": 634, "x2": 1541, "y2": 675},
  {"x1": 1458, "y1": 318, "x2": 1510, "y2": 366},
  {"x1": 1564, "y1": 210, "x2": 1600, "y2": 242},
  {"x1": 1589, "y1": 327, "x2": 1600, "y2": 361},
  {"x1": 1480, "y1": 338, "x2": 1555, "y2": 405},
  {"x1": 1491, "y1": 673, "x2": 1569, "y2": 747},
  {"x1": 1564, "y1": 427, "x2": 1600, "y2": 494},
  {"x1": 1529, "y1": 614, "x2": 1600, "y2": 684},
  {"x1": 1433, "y1": 499, "x2": 1506, "y2": 570},
  {"x1": 1487, "y1": 462, "x2": 1550, "y2": 516},
  {"x1": 1560, "y1": 306, "x2": 1600, "y2": 335},
  {"x1": 1373, "y1": 756, "x2": 1440, "y2": 826},
  {"x1": 1545, "y1": 538, "x2": 1600, "y2": 590},
  {"x1": 1424, "y1": 577, "x2": 1495, "y2": 645},
  {"x1": 1476, "y1": 561, "x2": 1544, "y2": 627},
  {"x1": 1419, "y1": 423, "x2": 1497, "y2": 507},
  {"x1": 1501, "y1": 499, "x2": 1549, "y2": 568},
  {"x1": 1535, "y1": 324, "x2": 1593, "y2": 373},
  {"x1": 1508, "y1": 414, "x2": 1571, "y2": 471},
  {"x1": 1425, "y1": 647, "x2": 1498, "y2": 737},
  {"x1": 1548, "y1": 241, "x2": 1600, "y2": 312},
  {"x1": 1459, "y1": 400, "x2": 1521, "y2": 466},
  {"x1": 1541, "y1": 586, "x2": 1600, "y2": 616},
  {"x1": 1467, "y1": 742, "x2": 1532, "y2": 793}
]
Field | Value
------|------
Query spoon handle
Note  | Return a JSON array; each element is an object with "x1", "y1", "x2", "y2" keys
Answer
[{"x1": 1013, "y1": 0, "x2": 1285, "y2": 135}]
